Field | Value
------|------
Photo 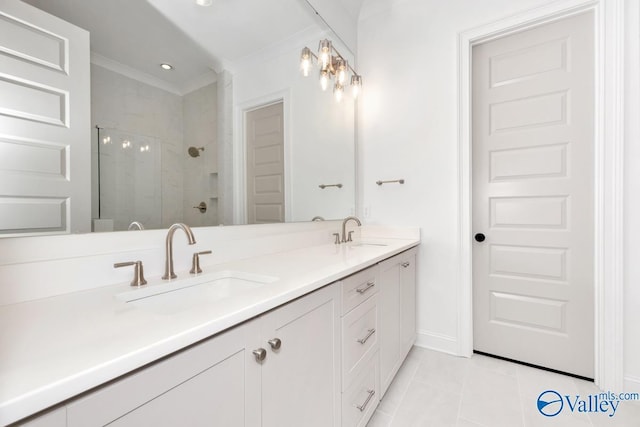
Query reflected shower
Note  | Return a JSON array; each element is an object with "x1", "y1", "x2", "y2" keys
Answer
[{"x1": 188, "y1": 146, "x2": 205, "y2": 157}]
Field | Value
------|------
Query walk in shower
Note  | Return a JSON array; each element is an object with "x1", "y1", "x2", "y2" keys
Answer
[{"x1": 94, "y1": 127, "x2": 162, "y2": 231}]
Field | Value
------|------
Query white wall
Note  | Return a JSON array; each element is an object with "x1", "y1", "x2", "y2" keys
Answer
[
  {"x1": 623, "y1": 0, "x2": 640, "y2": 394},
  {"x1": 358, "y1": 0, "x2": 560, "y2": 352},
  {"x1": 358, "y1": 0, "x2": 640, "y2": 391},
  {"x1": 231, "y1": 31, "x2": 356, "y2": 223}
]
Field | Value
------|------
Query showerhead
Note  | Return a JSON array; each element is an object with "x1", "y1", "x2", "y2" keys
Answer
[{"x1": 188, "y1": 146, "x2": 205, "y2": 157}]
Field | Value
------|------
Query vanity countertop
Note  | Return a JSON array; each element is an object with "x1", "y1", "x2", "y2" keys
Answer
[{"x1": 0, "y1": 236, "x2": 419, "y2": 426}]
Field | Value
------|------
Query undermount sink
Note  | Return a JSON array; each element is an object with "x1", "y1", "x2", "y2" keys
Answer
[
  {"x1": 349, "y1": 242, "x2": 389, "y2": 247},
  {"x1": 116, "y1": 270, "x2": 278, "y2": 315}
]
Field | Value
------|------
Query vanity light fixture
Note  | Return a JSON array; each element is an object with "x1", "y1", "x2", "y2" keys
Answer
[
  {"x1": 160, "y1": 63, "x2": 173, "y2": 70},
  {"x1": 300, "y1": 39, "x2": 363, "y2": 102},
  {"x1": 195, "y1": 0, "x2": 213, "y2": 6}
]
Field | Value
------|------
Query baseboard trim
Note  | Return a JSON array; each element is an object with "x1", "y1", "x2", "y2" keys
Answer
[
  {"x1": 624, "y1": 375, "x2": 640, "y2": 393},
  {"x1": 414, "y1": 330, "x2": 459, "y2": 356}
]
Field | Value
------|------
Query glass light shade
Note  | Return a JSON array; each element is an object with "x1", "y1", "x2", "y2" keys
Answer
[
  {"x1": 336, "y1": 58, "x2": 347, "y2": 85},
  {"x1": 334, "y1": 82, "x2": 344, "y2": 102},
  {"x1": 300, "y1": 47, "x2": 312, "y2": 77},
  {"x1": 318, "y1": 39, "x2": 332, "y2": 69},
  {"x1": 319, "y1": 69, "x2": 330, "y2": 91},
  {"x1": 351, "y1": 75, "x2": 362, "y2": 99}
]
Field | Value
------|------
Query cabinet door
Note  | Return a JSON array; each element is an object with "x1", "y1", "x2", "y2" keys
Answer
[
  {"x1": 399, "y1": 250, "x2": 417, "y2": 354},
  {"x1": 17, "y1": 407, "x2": 66, "y2": 427},
  {"x1": 67, "y1": 321, "x2": 261, "y2": 427},
  {"x1": 261, "y1": 283, "x2": 341, "y2": 427},
  {"x1": 377, "y1": 258, "x2": 401, "y2": 396}
]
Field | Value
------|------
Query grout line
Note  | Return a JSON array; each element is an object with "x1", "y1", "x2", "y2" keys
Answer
[
  {"x1": 455, "y1": 354, "x2": 471, "y2": 426},
  {"x1": 515, "y1": 361, "x2": 528, "y2": 427}
]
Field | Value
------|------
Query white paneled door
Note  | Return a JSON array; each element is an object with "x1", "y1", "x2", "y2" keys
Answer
[
  {"x1": 0, "y1": 0, "x2": 91, "y2": 235},
  {"x1": 472, "y1": 12, "x2": 594, "y2": 378},
  {"x1": 246, "y1": 101, "x2": 285, "y2": 224}
]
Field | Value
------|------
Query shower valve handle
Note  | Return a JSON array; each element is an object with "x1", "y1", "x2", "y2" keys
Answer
[{"x1": 193, "y1": 202, "x2": 207, "y2": 213}]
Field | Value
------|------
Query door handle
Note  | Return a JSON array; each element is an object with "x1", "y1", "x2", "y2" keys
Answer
[{"x1": 474, "y1": 233, "x2": 486, "y2": 242}]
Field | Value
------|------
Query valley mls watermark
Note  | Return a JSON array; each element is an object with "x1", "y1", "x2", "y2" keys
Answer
[{"x1": 537, "y1": 390, "x2": 640, "y2": 418}]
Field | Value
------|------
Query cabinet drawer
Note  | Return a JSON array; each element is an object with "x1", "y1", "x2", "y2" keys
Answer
[
  {"x1": 341, "y1": 265, "x2": 378, "y2": 315},
  {"x1": 342, "y1": 352, "x2": 379, "y2": 427},
  {"x1": 342, "y1": 294, "x2": 378, "y2": 388}
]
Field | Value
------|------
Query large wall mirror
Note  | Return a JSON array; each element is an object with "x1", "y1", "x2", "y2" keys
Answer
[{"x1": 14, "y1": 0, "x2": 356, "y2": 233}]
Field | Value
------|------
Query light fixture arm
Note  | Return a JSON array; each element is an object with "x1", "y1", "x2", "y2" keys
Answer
[{"x1": 327, "y1": 44, "x2": 359, "y2": 76}]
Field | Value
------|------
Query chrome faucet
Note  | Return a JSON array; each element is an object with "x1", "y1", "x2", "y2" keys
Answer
[
  {"x1": 341, "y1": 216, "x2": 362, "y2": 243},
  {"x1": 162, "y1": 223, "x2": 196, "y2": 280}
]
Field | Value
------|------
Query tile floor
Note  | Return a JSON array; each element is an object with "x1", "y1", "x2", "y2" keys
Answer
[{"x1": 367, "y1": 347, "x2": 640, "y2": 427}]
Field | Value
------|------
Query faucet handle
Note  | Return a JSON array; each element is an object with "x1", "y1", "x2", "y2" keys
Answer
[
  {"x1": 190, "y1": 250, "x2": 212, "y2": 274},
  {"x1": 333, "y1": 233, "x2": 341, "y2": 245},
  {"x1": 114, "y1": 260, "x2": 147, "y2": 287},
  {"x1": 347, "y1": 230, "x2": 354, "y2": 242}
]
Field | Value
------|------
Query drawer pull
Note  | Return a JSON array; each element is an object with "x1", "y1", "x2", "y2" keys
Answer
[
  {"x1": 357, "y1": 328, "x2": 376, "y2": 344},
  {"x1": 356, "y1": 389, "x2": 376, "y2": 412},
  {"x1": 401, "y1": 262, "x2": 410, "y2": 268},
  {"x1": 356, "y1": 282, "x2": 375, "y2": 294}
]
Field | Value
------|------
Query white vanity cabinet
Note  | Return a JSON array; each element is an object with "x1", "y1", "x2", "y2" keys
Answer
[
  {"x1": 18, "y1": 408, "x2": 66, "y2": 427},
  {"x1": 11, "y1": 244, "x2": 419, "y2": 427},
  {"x1": 378, "y1": 248, "x2": 417, "y2": 396},
  {"x1": 260, "y1": 282, "x2": 341, "y2": 427},
  {"x1": 66, "y1": 320, "x2": 261, "y2": 427},
  {"x1": 64, "y1": 283, "x2": 341, "y2": 427},
  {"x1": 339, "y1": 266, "x2": 380, "y2": 427}
]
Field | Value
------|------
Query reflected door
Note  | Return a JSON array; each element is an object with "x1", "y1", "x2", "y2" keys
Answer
[
  {"x1": 0, "y1": 0, "x2": 90, "y2": 236},
  {"x1": 472, "y1": 12, "x2": 594, "y2": 378},
  {"x1": 246, "y1": 102, "x2": 284, "y2": 224}
]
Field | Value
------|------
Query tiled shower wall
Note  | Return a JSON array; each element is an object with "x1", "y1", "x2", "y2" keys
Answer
[
  {"x1": 183, "y1": 83, "x2": 218, "y2": 227},
  {"x1": 90, "y1": 64, "x2": 218, "y2": 230}
]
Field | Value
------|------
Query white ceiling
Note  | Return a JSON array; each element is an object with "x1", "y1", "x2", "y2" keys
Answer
[{"x1": 21, "y1": 0, "x2": 362, "y2": 93}]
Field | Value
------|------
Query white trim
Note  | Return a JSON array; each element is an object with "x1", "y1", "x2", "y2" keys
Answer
[
  {"x1": 594, "y1": 0, "x2": 625, "y2": 392},
  {"x1": 624, "y1": 376, "x2": 640, "y2": 394},
  {"x1": 91, "y1": 53, "x2": 217, "y2": 96},
  {"x1": 414, "y1": 331, "x2": 459, "y2": 356},
  {"x1": 233, "y1": 91, "x2": 292, "y2": 224},
  {"x1": 456, "y1": 0, "x2": 624, "y2": 391}
]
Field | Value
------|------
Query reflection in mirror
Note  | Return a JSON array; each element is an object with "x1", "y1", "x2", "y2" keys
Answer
[{"x1": 15, "y1": 0, "x2": 356, "y2": 233}]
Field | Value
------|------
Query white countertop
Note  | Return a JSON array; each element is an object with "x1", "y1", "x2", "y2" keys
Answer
[{"x1": 0, "y1": 237, "x2": 419, "y2": 426}]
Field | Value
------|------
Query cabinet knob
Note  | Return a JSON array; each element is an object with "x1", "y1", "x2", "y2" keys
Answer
[
  {"x1": 474, "y1": 233, "x2": 486, "y2": 242},
  {"x1": 401, "y1": 262, "x2": 410, "y2": 268},
  {"x1": 268, "y1": 338, "x2": 282, "y2": 350},
  {"x1": 252, "y1": 348, "x2": 267, "y2": 362}
]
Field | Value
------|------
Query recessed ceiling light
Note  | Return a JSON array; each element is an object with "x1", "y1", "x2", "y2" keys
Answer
[
  {"x1": 160, "y1": 63, "x2": 173, "y2": 70},
  {"x1": 196, "y1": 0, "x2": 213, "y2": 6}
]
